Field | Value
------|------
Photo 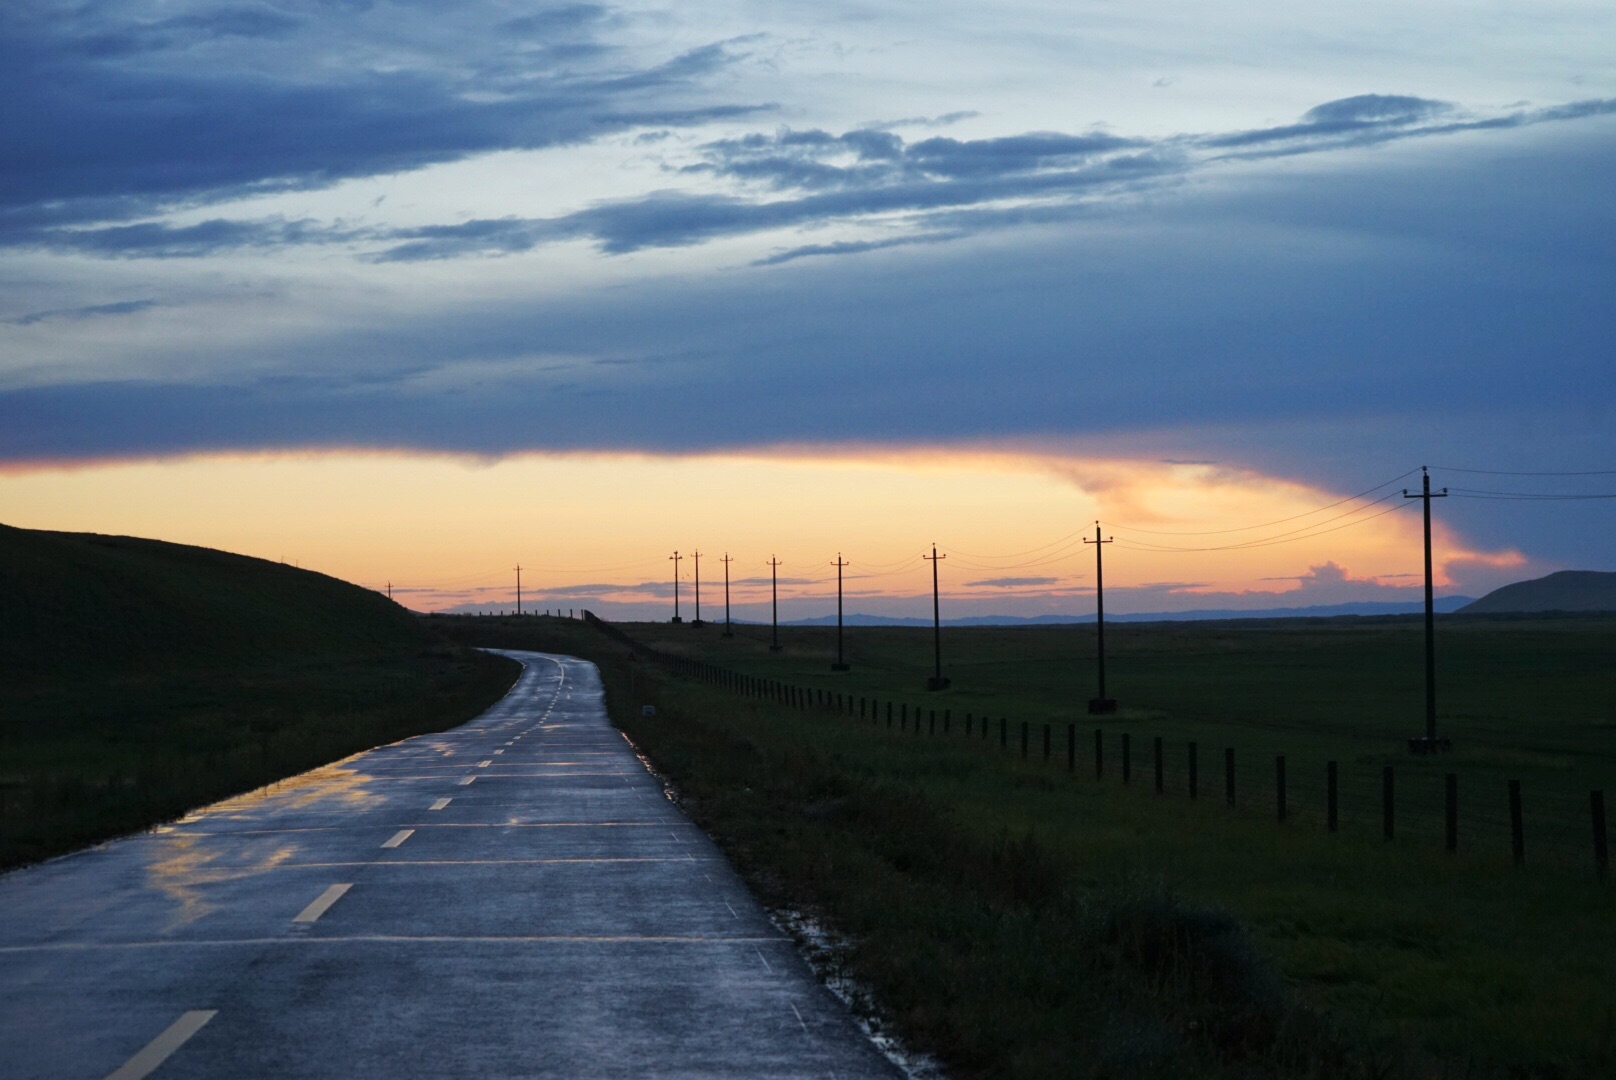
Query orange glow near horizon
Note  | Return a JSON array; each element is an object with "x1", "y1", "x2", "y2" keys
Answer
[{"x1": 0, "y1": 448, "x2": 1527, "y2": 616}]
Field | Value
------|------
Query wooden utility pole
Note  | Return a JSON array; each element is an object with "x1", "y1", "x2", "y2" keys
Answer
[
  {"x1": 668, "y1": 551, "x2": 683, "y2": 623},
  {"x1": 692, "y1": 550, "x2": 705, "y2": 627},
  {"x1": 1085, "y1": 524, "x2": 1116, "y2": 713},
  {"x1": 720, "y1": 553, "x2": 735, "y2": 637},
  {"x1": 1404, "y1": 467, "x2": 1450, "y2": 752},
  {"x1": 832, "y1": 555, "x2": 850, "y2": 671},
  {"x1": 768, "y1": 557, "x2": 783, "y2": 652},
  {"x1": 924, "y1": 545, "x2": 949, "y2": 689},
  {"x1": 514, "y1": 565, "x2": 523, "y2": 617}
]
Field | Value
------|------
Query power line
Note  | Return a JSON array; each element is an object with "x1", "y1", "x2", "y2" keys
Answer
[
  {"x1": 1102, "y1": 468, "x2": 1420, "y2": 537},
  {"x1": 1106, "y1": 489, "x2": 1408, "y2": 552},
  {"x1": 1448, "y1": 488, "x2": 1616, "y2": 500},
  {"x1": 947, "y1": 528, "x2": 1087, "y2": 560},
  {"x1": 1433, "y1": 466, "x2": 1616, "y2": 476},
  {"x1": 1112, "y1": 498, "x2": 1414, "y2": 553}
]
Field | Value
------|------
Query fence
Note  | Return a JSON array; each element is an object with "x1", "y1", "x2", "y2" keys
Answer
[{"x1": 584, "y1": 611, "x2": 1612, "y2": 881}]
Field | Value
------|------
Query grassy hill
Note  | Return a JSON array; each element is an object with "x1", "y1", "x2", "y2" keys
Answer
[
  {"x1": 1459, "y1": 569, "x2": 1616, "y2": 613},
  {"x1": 0, "y1": 524, "x2": 422, "y2": 674},
  {"x1": 0, "y1": 524, "x2": 517, "y2": 868}
]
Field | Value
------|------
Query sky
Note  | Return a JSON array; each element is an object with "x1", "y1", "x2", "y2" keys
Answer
[{"x1": 3, "y1": 1, "x2": 1612, "y2": 618}]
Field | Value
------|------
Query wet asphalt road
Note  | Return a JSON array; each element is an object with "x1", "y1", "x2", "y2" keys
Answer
[{"x1": 0, "y1": 652, "x2": 901, "y2": 1079}]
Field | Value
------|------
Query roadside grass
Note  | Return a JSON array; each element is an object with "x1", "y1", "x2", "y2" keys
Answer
[
  {"x1": 1, "y1": 646, "x2": 517, "y2": 869},
  {"x1": 437, "y1": 614, "x2": 1616, "y2": 1078},
  {"x1": 0, "y1": 525, "x2": 520, "y2": 869}
]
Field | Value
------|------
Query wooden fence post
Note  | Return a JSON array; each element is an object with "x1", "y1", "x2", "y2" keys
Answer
[
  {"x1": 1383, "y1": 766, "x2": 1394, "y2": 841},
  {"x1": 1509, "y1": 780, "x2": 1524, "y2": 866},
  {"x1": 1445, "y1": 773, "x2": 1459, "y2": 854},
  {"x1": 1592, "y1": 790, "x2": 1608, "y2": 878},
  {"x1": 1327, "y1": 761, "x2": 1338, "y2": 833}
]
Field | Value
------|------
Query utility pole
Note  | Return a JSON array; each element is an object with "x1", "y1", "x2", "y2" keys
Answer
[
  {"x1": 385, "y1": 581, "x2": 392, "y2": 601},
  {"x1": 1404, "y1": 467, "x2": 1450, "y2": 752},
  {"x1": 768, "y1": 557, "x2": 783, "y2": 652},
  {"x1": 924, "y1": 544, "x2": 949, "y2": 689},
  {"x1": 514, "y1": 565, "x2": 523, "y2": 617},
  {"x1": 1085, "y1": 523, "x2": 1116, "y2": 714},
  {"x1": 691, "y1": 550, "x2": 704, "y2": 627},
  {"x1": 720, "y1": 553, "x2": 735, "y2": 637},
  {"x1": 832, "y1": 554, "x2": 850, "y2": 671},
  {"x1": 668, "y1": 551, "x2": 683, "y2": 623}
]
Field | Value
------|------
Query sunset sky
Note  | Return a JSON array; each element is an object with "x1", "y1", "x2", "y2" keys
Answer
[{"x1": 4, "y1": 2, "x2": 1612, "y2": 618}]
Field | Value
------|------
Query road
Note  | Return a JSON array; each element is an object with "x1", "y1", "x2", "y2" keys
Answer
[{"x1": 0, "y1": 652, "x2": 902, "y2": 1079}]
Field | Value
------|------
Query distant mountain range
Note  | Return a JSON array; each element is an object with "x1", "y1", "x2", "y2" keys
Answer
[
  {"x1": 782, "y1": 598, "x2": 1476, "y2": 627},
  {"x1": 1459, "y1": 570, "x2": 1616, "y2": 614}
]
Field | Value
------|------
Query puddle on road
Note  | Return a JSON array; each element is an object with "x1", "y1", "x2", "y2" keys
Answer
[
  {"x1": 147, "y1": 833, "x2": 301, "y2": 925},
  {"x1": 149, "y1": 761, "x2": 385, "y2": 924}
]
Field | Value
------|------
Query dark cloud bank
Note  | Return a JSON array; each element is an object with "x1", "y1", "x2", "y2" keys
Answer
[
  {"x1": 4, "y1": 5, "x2": 1613, "y2": 569},
  {"x1": 0, "y1": 2, "x2": 766, "y2": 249}
]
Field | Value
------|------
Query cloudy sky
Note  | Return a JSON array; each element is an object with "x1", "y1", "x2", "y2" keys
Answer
[{"x1": 4, "y1": 1, "x2": 1612, "y2": 617}]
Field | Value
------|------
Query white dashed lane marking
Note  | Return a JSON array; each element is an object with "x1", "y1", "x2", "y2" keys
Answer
[
  {"x1": 293, "y1": 884, "x2": 352, "y2": 924},
  {"x1": 458, "y1": 777, "x2": 475, "y2": 786},
  {"x1": 106, "y1": 1010, "x2": 216, "y2": 1080},
  {"x1": 429, "y1": 798, "x2": 451, "y2": 811},
  {"x1": 381, "y1": 829, "x2": 414, "y2": 849}
]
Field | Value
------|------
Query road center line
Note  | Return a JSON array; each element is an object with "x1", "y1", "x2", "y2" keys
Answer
[
  {"x1": 429, "y1": 798, "x2": 451, "y2": 811},
  {"x1": 106, "y1": 1010, "x2": 217, "y2": 1080},
  {"x1": 381, "y1": 829, "x2": 414, "y2": 849},
  {"x1": 293, "y1": 884, "x2": 352, "y2": 924}
]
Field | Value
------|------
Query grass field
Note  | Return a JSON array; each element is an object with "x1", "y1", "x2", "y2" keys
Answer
[
  {"x1": 439, "y1": 612, "x2": 1616, "y2": 1078},
  {"x1": 634, "y1": 613, "x2": 1616, "y2": 870},
  {"x1": 0, "y1": 525, "x2": 519, "y2": 869}
]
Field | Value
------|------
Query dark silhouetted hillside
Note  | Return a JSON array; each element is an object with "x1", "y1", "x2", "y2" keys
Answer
[
  {"x1": 1459, "y1": 570, "x2": 1616, "y2": 614},
  {"x1": 0, "y1": 522, "x2": 423, "y2": 676}
]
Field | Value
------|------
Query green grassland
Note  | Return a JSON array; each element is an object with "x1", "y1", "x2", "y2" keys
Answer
[
  {"x1": 0, "y1": 524, "x2": 519, "y2": 869},
  {"x1": 439, "y1": 612, "x2": 1616, "y2": 1078}
]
